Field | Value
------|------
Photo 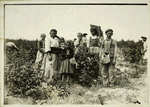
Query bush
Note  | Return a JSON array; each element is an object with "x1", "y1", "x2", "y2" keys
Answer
[
  {"x1": 113, "y1": 68, "x2": 130, "y2": 86},
  {"x1": 5, "y1": 63, "x2": 45, "y2": 97},
  {"x1": 5, "y1": 40, "x2": 45, "y2": 99},
  {"x1": 74, "y1": 46, "x2": 100, "y2": 87}
]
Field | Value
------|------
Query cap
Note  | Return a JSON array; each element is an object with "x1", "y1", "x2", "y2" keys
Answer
[
  {"x1": 141, "y1": 36, "x2": 147, "y2": 39},
  {"x1": 105, "y1": 29, "x2": 113, "y2": 34}
]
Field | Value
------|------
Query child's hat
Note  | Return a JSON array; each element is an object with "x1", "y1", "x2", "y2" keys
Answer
[
  {"x1": 83, "y1": 33, "x2": 87, "y2": 36},
  {"x1": 141, "y1": 36, "x2": 147, "y2": 39},
  {"x1": 59, "y1": 37, "x2": 65, "y2": 42}
]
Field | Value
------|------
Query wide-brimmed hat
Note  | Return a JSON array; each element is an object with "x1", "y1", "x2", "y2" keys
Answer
[
  {"x1": 90, "y1": 24, "x2": 102, "y2": 37},
  {"x1": 141, "y1": 36, "x2": 147, "y2": 39},
  {"x1": 105, "y1": 29, "x2": 113, "y2": 34}
]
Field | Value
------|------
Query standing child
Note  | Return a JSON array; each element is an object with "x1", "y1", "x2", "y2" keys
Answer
[
  {"x1": 101, "y1": 29, "x2": 117, "y2": 87},
  {"x1": 59, "y1": 39, "x2": 74, "y2": 82},
  {"x1": 35, "y1": 34, "x2": 46, "y2": 66},
  {"x1": 82, "y1": 33, "x2": 88, "y2": 47},
  {"x1": 88, "y1": 25, "x2": 103, "y2": 78}
]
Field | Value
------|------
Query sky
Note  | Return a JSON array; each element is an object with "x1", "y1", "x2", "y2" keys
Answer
[{"x1": 5, "y1": 2, "x2": 149, "y2": 42}]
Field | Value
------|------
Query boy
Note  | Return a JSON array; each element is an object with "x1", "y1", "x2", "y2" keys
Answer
[{"x1": 101, "y1": 29, "x2": 117, "y2": 87}]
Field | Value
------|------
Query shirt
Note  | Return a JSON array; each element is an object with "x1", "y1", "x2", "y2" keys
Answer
[
  {"x1": 87, "y1": 35, "x2": 103, "y2": 47},
  {"x1": 102, "y1": 39, "x2": 117, "y2": 58},
  {"x1": 74, "y1": 38, "x2": 84, "y2": 47},
  {"x1": 45, "y1": 36, "x2": 59, "y2": 53}
]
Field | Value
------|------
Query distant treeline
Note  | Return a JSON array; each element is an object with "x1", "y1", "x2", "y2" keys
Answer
[
  {"x1": 5, "y1": 38, "x2": 143, "y2": 63},
  {"x1": 5, "y1": 38, "x2": 143, "y2": 50}
]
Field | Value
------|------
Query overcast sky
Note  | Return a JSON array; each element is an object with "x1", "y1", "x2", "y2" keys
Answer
[{"x1": 5, "y1": 2, "x2": 149, "y2": 41}]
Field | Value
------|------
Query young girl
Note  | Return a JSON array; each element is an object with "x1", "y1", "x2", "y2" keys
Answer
[
  {"x1": 35, "y1": 34, "x2": 46, "y2": 65},
  {"x1": 59, "y1": 39, "x2": 74, "y2": 82}
]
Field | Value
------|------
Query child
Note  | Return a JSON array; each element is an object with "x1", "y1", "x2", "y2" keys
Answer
[
  {"x1": 59, "y1": 39, "x2": 74, "y2": 82},
  {"x1": 82, "y1": 33, "x2": 88, "y2": 47},
  {"x1": 35, "y1": 34, "x2": 46, "y2": 67}
]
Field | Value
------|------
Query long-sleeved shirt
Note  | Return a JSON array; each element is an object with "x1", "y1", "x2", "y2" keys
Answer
[{"x1": 45, "y1": 36, "x2": 59, "y2": 53}]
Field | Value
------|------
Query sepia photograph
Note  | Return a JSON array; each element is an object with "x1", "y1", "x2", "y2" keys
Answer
[{"x1": 0, "y1": 0, "x2": 149, "y2": 106}]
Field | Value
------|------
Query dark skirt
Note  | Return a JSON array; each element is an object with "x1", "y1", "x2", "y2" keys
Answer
[{"x1": 60, "y1": 59, "x2": 74, "y2": 74}]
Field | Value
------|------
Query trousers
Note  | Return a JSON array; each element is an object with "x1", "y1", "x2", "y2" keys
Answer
[{"x1": 101, "y1": 62, "x2": 115, "y2": 86}]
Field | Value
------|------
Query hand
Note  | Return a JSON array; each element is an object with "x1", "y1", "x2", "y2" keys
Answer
[
  {"x1": 49, "y1": 54, "x2": 52, "y2": 61},
  {"x1": 112, "y1": 59, "x2": 116, "y2": 64},
  {"x1": 100, "y1": 59, "x2": 104, "y2": 64}
]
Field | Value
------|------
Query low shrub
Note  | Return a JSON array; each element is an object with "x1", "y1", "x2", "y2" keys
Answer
[{"x1": 74, "y1": 46, "x2": 100, "y2": 87}]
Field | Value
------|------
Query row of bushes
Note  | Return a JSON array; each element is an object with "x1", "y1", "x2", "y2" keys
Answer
[{"x1": 5, "y1": 38, "x2": 145, "y2": 100}]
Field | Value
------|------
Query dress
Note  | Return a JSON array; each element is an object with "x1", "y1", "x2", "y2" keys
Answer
[
  {"x1": 60, "y1": 47, "x2": 74, "y2": 74},
  {"x1": 41, "y1": 36, "x2": 60, "y2": 82},
  {"x1": 35, "y1": 40, "x2": 45, "y2": 63}
]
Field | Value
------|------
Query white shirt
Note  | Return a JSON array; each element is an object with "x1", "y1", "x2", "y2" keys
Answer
[
  {"x1": 45, "y1": 36, "x2": 59, "y2": 52},
  {"x1": 74, "y1": 38, "x2": 84, "y2": 47},
  {"x1": 143, "y1": 40, "x2": 148, "y2": 59}
]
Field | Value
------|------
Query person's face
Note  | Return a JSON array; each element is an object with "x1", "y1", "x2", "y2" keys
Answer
[
  {"x1": 50, "y1": 31, "x2": 57, "y2": 38},
  {"x1": 41, "y1": 36, "x2": 46, "y2": 40},
  {"x1": 77, "y1": 34, "x2": 82, "y2": 40},
  {"x1": 66, "y1": 42, "x2": 71, "y2": 48},
  {"x1": 60, "y1": 42, "x2": 65, "y2": 48},
  {"x1": 142, "y1": 38, "x2": 147, "y2": 42},
  {"x1": 106, "y1": 31, "x2": 113, "y2": 38},
  {"x1": 90, "y1": 30, "x2": 96, "y2": 36}
]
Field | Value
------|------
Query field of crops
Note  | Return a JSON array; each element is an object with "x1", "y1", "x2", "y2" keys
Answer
[{"x1": 3, "y1": 39, "x2": 147, "y2": 105}]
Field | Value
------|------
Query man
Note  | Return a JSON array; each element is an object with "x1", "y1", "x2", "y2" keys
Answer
[
  {"x1": 101, "y1": 29, "x2": 117, "y2": 87},
  {"x1": 141, "y1": 36, "x2": 148, "y2": 64}
]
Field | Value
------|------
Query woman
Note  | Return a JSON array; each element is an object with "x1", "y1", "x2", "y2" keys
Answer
[{"x1": 41, "y1": 29, "x2": 61, "y2": 85}]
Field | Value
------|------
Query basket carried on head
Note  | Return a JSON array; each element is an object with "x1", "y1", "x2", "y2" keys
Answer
[{"x1": 90, "y1": 24, "x2": 103, "y2": 38}]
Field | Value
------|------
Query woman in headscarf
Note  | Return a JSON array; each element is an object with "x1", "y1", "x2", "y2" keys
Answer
[{"x1": 41, "y1": 29, "x2": 61, "y2": 85}]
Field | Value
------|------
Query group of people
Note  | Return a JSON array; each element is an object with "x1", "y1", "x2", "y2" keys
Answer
[
  {"x1": 5, "y1": 24, "x2": 148, "y2": 87},
  {"x1": 35, "y1": 25, "x2": 118, "y2": 87}
]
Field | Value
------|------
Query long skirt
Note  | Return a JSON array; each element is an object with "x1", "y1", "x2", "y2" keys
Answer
[
  {"x1": 60, "y1": 59, "x2": 74, "y2": 74},
  {"x1": 35, "y1": 50, "x2": 43, "y2": 63},
  {"x1": 41, "y1": 53, "x2": 59, "y2": 83}
]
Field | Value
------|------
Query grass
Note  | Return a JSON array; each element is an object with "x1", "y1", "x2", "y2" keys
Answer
[{"x1": 4, "y1": 59, "x2": 147, "y2": 105}]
